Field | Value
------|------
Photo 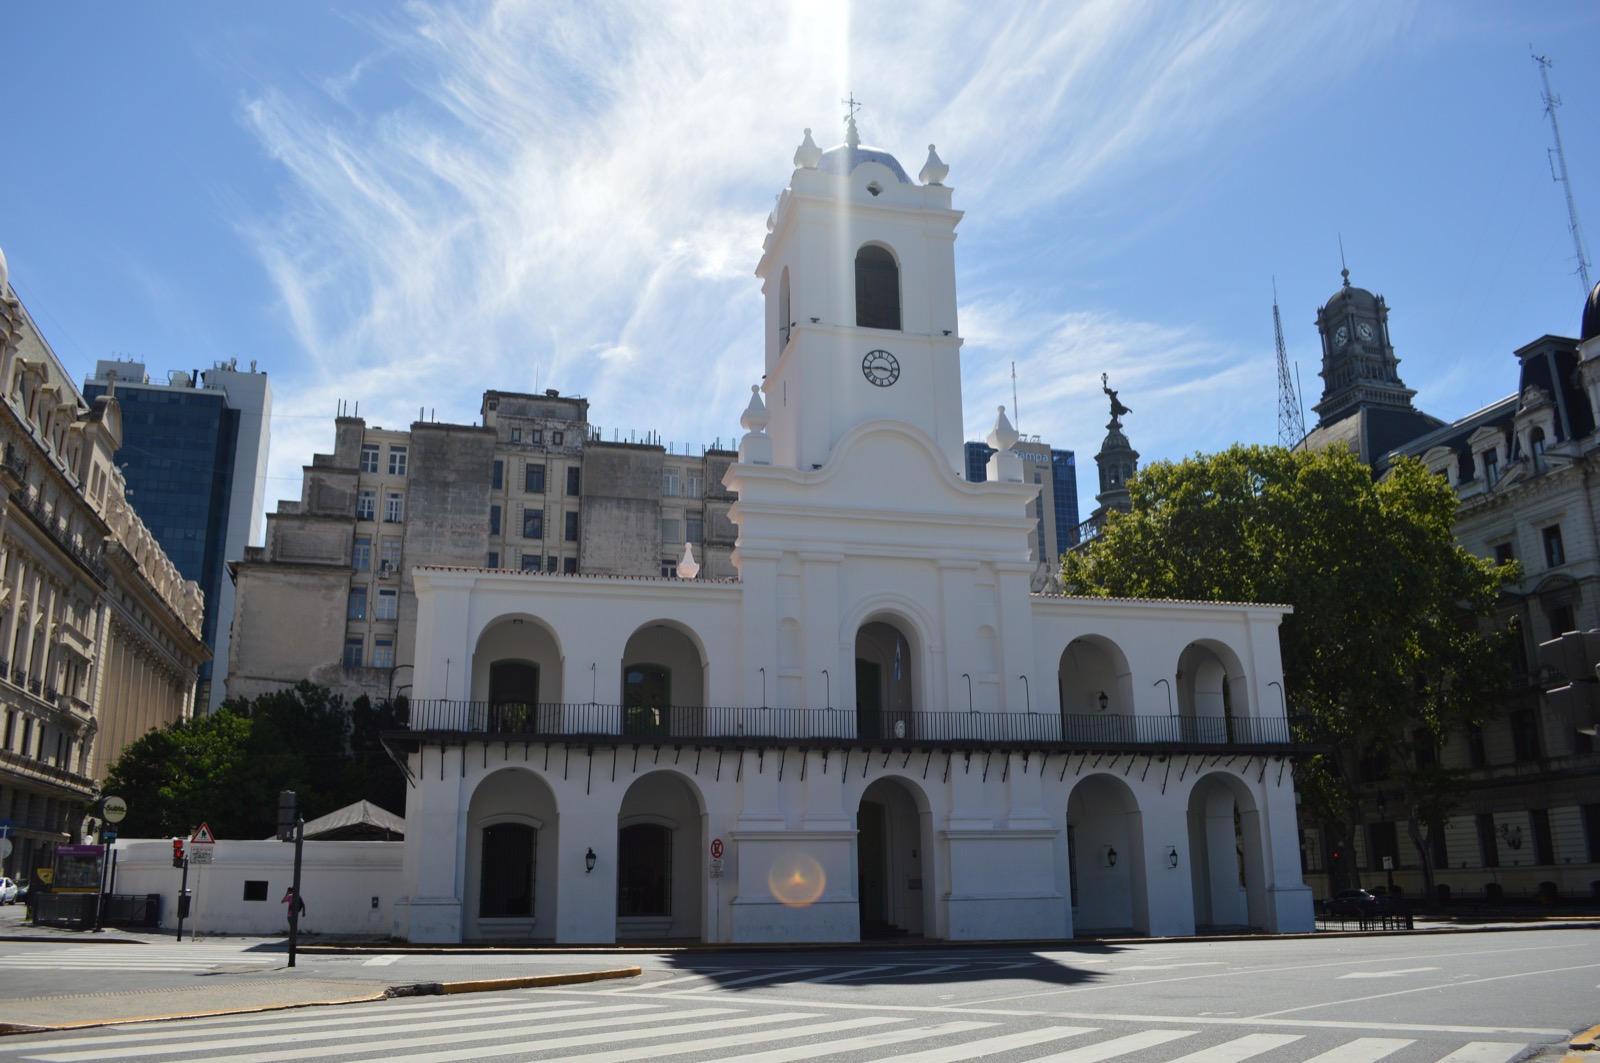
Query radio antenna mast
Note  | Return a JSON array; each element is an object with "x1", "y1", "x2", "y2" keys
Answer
[
  {"x1": 1534, "y1": 51, "x2": 1592, "y2": 293},
  {"x1": 1273, "y1": 278, "x2": 1307, "y2": 448}
]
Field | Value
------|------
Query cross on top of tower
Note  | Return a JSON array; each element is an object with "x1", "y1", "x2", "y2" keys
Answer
[{"x1": 842, "y1": 93, "x2": 862, "y2": 125}]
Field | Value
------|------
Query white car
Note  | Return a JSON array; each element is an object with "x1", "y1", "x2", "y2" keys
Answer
[{"x1": 0, "y1": 878, "x2": 16, "y2": 905}]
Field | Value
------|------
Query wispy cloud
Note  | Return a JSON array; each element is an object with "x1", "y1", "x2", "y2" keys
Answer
[{"x1": 233, "y1": 0, "x2": 1399, "y2": 506}]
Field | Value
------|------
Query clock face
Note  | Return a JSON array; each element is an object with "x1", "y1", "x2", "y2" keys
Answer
[
  {"x1": 1356, "y1": 322, "x2": 1375, "y2": 343},
  {"x1": 1334, "y1": 326, "x2": 1349, "y2": 348},
  {"x1": 862, "y1": 349, "x2": 900, "y2": 387}
]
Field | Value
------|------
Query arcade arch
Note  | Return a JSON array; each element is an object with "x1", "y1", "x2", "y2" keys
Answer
[
  {"x1": 472, "y1": 616, "x2": 562, "y2": 732},
  {"x1": 621, "y1": 622, "x2": 707, "y2": 738},
  {"x1": 617, "y1": 772, "x2": 705, "y2": 941},
  {"x1": 1176, "y1": 640, "x2": 1249, "y2": 741},
  {"x1": 464, "y1": 768, "x2": 559, "y2": 941},
  {"x1": 1185, "y1": 772, "x2": 1268, "y2": 931},
  {"x1": 1066, "y1": 774, "x2": 1146, "y2": 934},
  {"x1": 856, "y1": 777, "x2": 930, "y2": 938},
  {"x1": 1058, "y1": 637, "x2": 1133, "y2": 741}
]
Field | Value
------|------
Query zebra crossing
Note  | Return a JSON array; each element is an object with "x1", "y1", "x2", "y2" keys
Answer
[
  {"x1": 0, "y1": 990, "x2": 1536, "y2": 1063},
  {"x1": 0, "y1": 942, "x2": 278, "y2": 973}
]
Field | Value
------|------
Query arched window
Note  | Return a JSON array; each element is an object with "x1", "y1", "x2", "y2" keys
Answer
[
  {"x1": 778, "y1": 267, "x2": 792, "y2": 350},
  {"x1": 1530, "y1": 427, "x2": 1547, "y2": 473},
  {"x1": 623, "y1": 664, "x2": 671, "y2": 737},
  {"x1": 617, "y1": 823, "x2": 672, "y2": 916},
  {"x1": 855, "y1": 245, "x2": 901, "y2": 331},
  {"x1": 479, "y1": 822, "x2": 535, "y2": 918}
]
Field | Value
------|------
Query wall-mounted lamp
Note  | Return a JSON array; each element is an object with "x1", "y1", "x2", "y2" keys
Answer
[
  {"x1": 1104, "y1": 846, "x2": 1118, "y2": 868},
  {"x1": 1097, "y1": 690, "x2": 1109, "y2": 712},
  {"x1": 585, "y1": 847, "x2": 597, "y2": 873},
  {"x1": 1167, "y1": 846, "x2": 1180, "y2": 869}
]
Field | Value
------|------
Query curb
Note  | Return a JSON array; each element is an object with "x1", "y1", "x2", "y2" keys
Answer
[
  {"x1": 1564, "y1": 1022, "x2": 1600, "y2": 1059},
  {"x1": 0, "y1": 966, "x2": 640, "y2": 1036},
  {"x1": 388, "y1": 965, "x2": 642, "y2": 997}
]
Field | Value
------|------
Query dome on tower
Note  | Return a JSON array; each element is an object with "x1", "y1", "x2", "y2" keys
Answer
[
  {"x1": 815, "y1": 117, "x2": 914, "y2": 184},
  {"x1": 1583, "y1": 278, "x2": 1600, "y2": 342},
  {"x1": 1323, "y1": 268, "x2": 1377, "y2": 311}
]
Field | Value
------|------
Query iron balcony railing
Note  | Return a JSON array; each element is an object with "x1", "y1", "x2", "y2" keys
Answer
[{"x1": 397, "y1": 700, "x2": 1298, "y2": 748}]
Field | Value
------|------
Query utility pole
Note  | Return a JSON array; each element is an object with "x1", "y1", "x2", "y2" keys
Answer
[
  {"x1": 1273, "y1": 280, "x2": 1307, "y2": 449},
  {"x1": 1534, "y1": 52, "x2": 1592, "y2": 293}
]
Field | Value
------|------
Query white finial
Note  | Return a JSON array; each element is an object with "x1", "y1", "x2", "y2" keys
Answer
[
  {"x1": 740, "y1": 384, "x2": 770, "y2": 433},
  {"x1": 986, "y1": 405, "x2": 1019, "y2": 452},
  {"x1": 845, "y1": 115, "x2": 861, "y2": 148},
  {"x1": 918, "y1": 144, "x2": 949, "y2": 185},
  {"x1": 794, "y1": 128, "x2": 822, "y2": 169},
  {"x1": 678, "y1": 542, "x2": 700, "y2": 579}
]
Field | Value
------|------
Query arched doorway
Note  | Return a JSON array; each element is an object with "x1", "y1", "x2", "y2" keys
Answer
[
  {"x1": 1186, "y1": 773, "x2": 1268, "y2": 931},
  {"x1": 465, "y1": 768, "x2": 559, "y2": 941},
  {"x1": 489, "y1": 660, "x2": 538, "y2": 733},
  {"x1": 616, "y1": 772, "x2": 704, "y2": 941},
  {"x1": 856, "y1": 777, "x2": 929, "y2": 938},
  {"x1": 1066, "y1": 774, "x2": 1146, "y2": 934},
  {"x1": 621, "y1": 623, "x2": 706, "y2": 738},
  {"x1": 855, "y1": 620, "x2": 913, "y2": 740}
]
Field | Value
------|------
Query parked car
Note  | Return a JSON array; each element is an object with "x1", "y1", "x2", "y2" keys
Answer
[
  {"x1": 1322, "y1": 888, "x2": 1380, "y2": 918},
  {"x1": 0, "y1": 877, "x2": 17, "y2": 905}
]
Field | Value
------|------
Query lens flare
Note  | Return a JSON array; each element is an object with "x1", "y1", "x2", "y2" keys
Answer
[{"x1": 767, "y1": 852, "x2": 826, "y2": 908}]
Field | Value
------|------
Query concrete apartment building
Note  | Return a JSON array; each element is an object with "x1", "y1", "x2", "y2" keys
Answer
[
  {"x1": 0, "y1": 249, "x2": 209, "y2": 881},
  {"x1": 226, "y1": 389, "x2": 739, "y2": 706},
  {"x1": 83, "y1": 358, "x2": 271, "y2": 712}
]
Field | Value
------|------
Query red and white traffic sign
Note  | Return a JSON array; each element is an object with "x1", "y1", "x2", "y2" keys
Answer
[
  {"x1": 191, "y1": 822, "x2": 216, "y2": 844},
  {"x1": 709, "y1": 838, "x2": 724, "y2": 859}
]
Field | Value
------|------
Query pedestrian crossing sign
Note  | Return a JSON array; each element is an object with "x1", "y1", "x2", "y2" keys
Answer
[{"x1": 191, "y1": 822, "x2": 216, "y2": 844}]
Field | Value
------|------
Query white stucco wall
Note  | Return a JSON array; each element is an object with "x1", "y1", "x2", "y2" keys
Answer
[{"x1": 107, "y1": 838, "x2": 403, "y2": 937}]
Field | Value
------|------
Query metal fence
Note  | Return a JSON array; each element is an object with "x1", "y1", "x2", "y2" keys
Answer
[{"x1": 399, "y1": 700, "x2": 1295, "y2": 748}]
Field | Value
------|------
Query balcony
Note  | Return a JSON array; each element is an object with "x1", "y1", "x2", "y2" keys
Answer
[{"x1": 389, "y1": 701, "x2": 1304, "y2": 755}]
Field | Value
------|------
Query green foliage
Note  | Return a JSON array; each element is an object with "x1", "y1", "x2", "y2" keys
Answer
[
  {"x1": 102, "y1": 681, "x2": 407, "y2": 839},
  {"x1": 1062, "y1": 444, "x2": 1513, "y2": 848}
]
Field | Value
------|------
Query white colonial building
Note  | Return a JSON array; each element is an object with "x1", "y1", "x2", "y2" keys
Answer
[{"x1": 387, "y1": 120, "x2": 1314, "y2": 944}]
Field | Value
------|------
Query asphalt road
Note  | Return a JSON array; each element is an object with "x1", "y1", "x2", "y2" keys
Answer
[{"x1": 0, "y1": 910, "x2": 1593, "y2": 1062}]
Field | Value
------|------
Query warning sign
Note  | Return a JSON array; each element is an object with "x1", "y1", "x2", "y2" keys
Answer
[{"x1": 191, "y1": 822, "x2": 216, "y2": 844}]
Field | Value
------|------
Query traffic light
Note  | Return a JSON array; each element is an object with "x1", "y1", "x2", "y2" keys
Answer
[
  {"x1": 1537, "y1": 629, "x2": 1600, "y2": 735},
  {"x1": 171, "y1": 838, "x2": 185, "y2": 868}
]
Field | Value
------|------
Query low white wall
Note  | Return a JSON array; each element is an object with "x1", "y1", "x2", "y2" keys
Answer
[{"x1": 109, "y1": 838, "x2": 404, "y2": 938}]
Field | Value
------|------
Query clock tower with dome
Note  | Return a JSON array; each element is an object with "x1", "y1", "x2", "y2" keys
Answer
[
  {"x1": 1312, "y1": 267, "x2": 1418, "y2": 427},
  {"x1": 753, "y1": 117, "x2": 966, "y2": 474}
]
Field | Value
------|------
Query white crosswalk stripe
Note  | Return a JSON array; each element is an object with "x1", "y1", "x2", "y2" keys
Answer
[
  {"x1": 1298, "y1": 1039, "x2": 1415, "y2": 1062},
  {"x1": 1434, "y1": 1044, "x2": 1524, "y2": 1063},
  {"x1": 0, "y1": 991, "x2": 1541, "y2": 1063}
]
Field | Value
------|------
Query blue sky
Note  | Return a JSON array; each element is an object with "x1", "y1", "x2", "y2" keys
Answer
[{"x1": 3, "y1": 2, "x2": 1598, "y2": 528}]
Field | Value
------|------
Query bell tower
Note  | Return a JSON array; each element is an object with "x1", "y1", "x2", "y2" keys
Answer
[{"x1": 754, "y1": 118, "x2": 965, "y2": 473}]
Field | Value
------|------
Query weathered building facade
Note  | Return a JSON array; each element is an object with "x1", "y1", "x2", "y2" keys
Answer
[
  {"x1": 0, "y1": 249, "x2": 208, "y2": 881},
  {"x1": 227, "y1": 390, "x2": 740, "y2": 706}
]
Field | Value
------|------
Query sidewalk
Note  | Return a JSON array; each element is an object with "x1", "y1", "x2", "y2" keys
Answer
[{"x1": 0, "y1": 917, "x2": 640, "y2": 1034}]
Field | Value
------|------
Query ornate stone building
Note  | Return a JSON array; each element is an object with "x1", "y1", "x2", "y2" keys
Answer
[
  {"x1": 1300, "y1": 271, "x2": 1600, "y2": 902},
  {"x1": 0, "y1": 248, "x2": 208, "y2": 882}
]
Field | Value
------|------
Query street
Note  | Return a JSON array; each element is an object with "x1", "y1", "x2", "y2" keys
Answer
[{"x1": 0, "y1": 921, "x2": 1593, "y2": 1062}]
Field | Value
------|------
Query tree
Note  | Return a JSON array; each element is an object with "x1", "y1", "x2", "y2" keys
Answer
[
  {"x1": 101, "y1": 682, "x2": 407, "y2": 839},
  {"x1": 1061, "y1": 444, "x2": 1514, "y2": 895}
]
